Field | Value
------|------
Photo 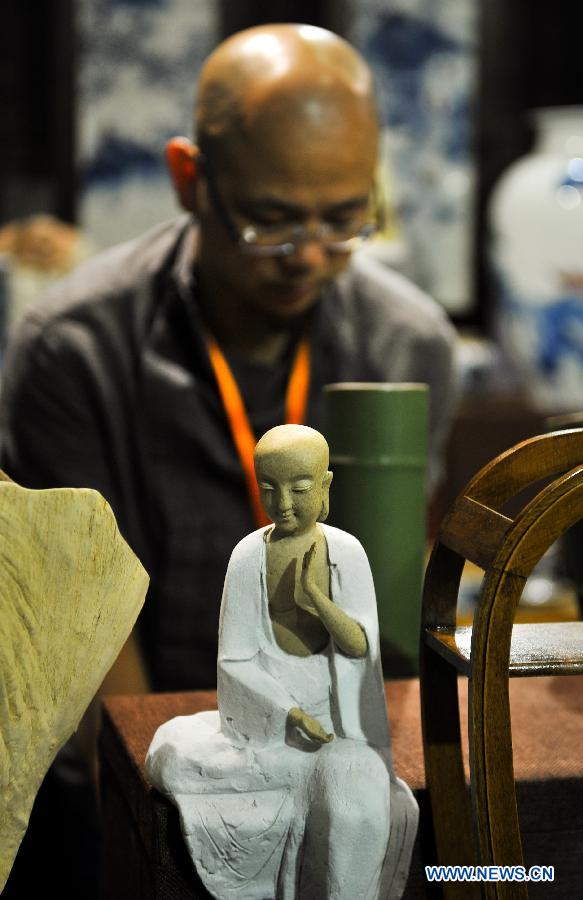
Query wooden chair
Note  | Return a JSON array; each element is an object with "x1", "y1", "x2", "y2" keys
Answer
[{"x1": 420, "y1": 428, "x2": 583, "y2": 899}]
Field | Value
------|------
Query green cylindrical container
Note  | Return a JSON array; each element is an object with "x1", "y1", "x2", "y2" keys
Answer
[{"x1": 323, "y1": 383, "x2": 428, "y2": 676}]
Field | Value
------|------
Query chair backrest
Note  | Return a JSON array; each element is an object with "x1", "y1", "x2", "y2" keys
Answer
[{"x1": 422, "y1": 428, "x2": 583, "y2": 630}]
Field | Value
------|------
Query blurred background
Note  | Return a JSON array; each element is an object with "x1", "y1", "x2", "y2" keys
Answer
[
  {"x1": 2, "y1": 8, "x2": 583, "y2": 898},
  {"x1": 1, "y1": 0, "x2": 582, "y2": 528}
]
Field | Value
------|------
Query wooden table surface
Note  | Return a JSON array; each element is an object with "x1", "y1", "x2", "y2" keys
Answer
[{"x1": 102, "y1": 675, "x2": 583, "y2": 791}]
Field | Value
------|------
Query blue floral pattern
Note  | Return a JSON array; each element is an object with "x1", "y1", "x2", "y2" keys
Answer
[
  {"x1": 349, "y1": 0, "x2": 477, "y2": 313},
  {"x1": 77, "y1": 0, "x2": 217, "y2": 248}
]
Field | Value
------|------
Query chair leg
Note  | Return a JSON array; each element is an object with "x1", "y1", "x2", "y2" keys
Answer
[
  {"x1": 421, "y1": 643, "x2": 479, "y2": 899},
  {"x1": 469, "y1": 666, "x2": 527, "y2": 900}
]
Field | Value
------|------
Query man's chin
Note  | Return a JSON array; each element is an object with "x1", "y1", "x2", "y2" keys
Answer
[{"x1": 257, "y1": 288, "x2": 321, "y2": 322}]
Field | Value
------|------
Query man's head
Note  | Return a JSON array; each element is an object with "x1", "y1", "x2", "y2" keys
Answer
[
  {"x1": 167, "y1": 24, "x2": 379, "y2": 324},
  {"x1": 254, "y1": 424, "x2": 333, "y2": 536}
]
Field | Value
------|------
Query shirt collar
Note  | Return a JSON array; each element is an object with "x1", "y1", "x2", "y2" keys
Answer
[{"x1": 169, "y1": 216, "x2": 199, "y2": 304}]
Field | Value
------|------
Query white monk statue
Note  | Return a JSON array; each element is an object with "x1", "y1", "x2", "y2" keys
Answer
[{"x1": 146, "y1": 424, "x2": 418, "y2": 899}]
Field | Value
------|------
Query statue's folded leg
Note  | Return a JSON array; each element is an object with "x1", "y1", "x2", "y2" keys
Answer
[{"x1": 298, "y1": 740, "x2": 391, "y2": 900}]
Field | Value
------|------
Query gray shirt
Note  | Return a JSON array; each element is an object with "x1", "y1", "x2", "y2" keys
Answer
[{"x1": 0, "y1": 216, "x2": 457, "y2": 689}]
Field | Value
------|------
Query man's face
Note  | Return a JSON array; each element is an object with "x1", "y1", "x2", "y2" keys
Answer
[
  {"x1": 195, "y1": 106, "x2": 378, "y2": 323},
  {"x1": 256, "y1": 445, "x2": 331, "y2": 537}
]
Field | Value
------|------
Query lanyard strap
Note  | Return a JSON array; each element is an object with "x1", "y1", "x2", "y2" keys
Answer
[{"x1": 207, "y1": 336, "x2": 311, "y2": 527}]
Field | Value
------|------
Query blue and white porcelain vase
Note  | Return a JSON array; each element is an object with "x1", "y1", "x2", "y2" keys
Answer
[{"x1": 489, "y1": 107, "x2": 583, "y2": 413}]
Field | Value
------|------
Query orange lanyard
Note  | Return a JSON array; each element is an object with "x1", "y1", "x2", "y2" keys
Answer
[{"x1": 207, "y1": 336, "x2": 311, "y2": 527}]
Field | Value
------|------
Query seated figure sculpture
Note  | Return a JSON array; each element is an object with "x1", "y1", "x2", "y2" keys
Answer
[{"x1": 146, "y1": 424, "x2": 418, "y2": 899}]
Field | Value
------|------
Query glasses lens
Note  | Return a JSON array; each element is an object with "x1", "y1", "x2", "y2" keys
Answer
[
  {"x1": 240, "y1": 222, "x2": 377, "y2": 254},
  {"x1": 325, "y1": 223, "x2": 378, "y2": 253},
  {"x1": 240, "y1": 225, "x2": 293, "y2": 247}
]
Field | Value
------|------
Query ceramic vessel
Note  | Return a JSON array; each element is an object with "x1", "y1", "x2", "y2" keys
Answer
[{"x1": 489, "y1": 107, "x2": 583, "y2": 413}]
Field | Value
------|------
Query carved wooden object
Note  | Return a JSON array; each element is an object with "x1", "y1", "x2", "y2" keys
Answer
[{"x1": 0, "y1": 478, "x2": 149, "y2": 890}]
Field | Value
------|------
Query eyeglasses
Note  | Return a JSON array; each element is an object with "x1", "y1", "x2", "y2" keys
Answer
[{"x1": 199, "y1": 154, "x2": 378, "y2": 257}]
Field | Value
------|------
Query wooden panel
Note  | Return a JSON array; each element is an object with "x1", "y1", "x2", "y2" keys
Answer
[
  {"x1": 469, "y1": 430, "x2": 583, "y2": 510},
  {"x1": 439, "y1": 496, "x2": 512, "y2": 570},
  {"x1": 424, "y1": 627, "x2": 473, "y2": 676},
  {"x1": 425, "y1": 623, "x2": 583, "y2": 676}
]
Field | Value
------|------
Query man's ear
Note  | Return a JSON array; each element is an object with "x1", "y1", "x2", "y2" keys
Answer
[{"x1": 165, "y1": 137, "x2": 201, "y2": 213}]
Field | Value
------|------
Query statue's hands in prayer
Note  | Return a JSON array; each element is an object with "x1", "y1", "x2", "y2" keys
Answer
[
  {"x1": 288, "y1": 706, "x2": 334, "y2": 744},
  {"x1": 297, "y1": 542, "x2": 321, "y2": 615},
  {"x1": 299, "y1": 541, "x2": 368, "y2": 659}
]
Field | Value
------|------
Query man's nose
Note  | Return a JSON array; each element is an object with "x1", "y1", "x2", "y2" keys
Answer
[{"x1": 279, "y1": 237, "x2": 330, "y2": 272}]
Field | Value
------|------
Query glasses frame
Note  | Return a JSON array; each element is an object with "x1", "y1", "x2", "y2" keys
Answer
[{"x1": 198, "y1": 153, "x2": 378, "y2": 257}]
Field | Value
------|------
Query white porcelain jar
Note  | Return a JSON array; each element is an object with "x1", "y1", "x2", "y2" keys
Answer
[{"x1": 489, "y1": 107, "x2": 583, "y2": 413}]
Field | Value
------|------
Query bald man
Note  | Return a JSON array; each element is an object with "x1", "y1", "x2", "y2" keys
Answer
[{"x1": 0, "y1": 24, "x2": 457, "y2": 694}]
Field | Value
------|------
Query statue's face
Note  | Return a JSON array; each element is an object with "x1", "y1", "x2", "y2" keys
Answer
[{"x1": 256, "y1": 444, "x2": 331, "y2": 537}]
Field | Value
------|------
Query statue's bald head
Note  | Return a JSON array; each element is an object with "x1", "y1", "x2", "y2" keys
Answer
[
  {"x1": 254, "y1": 424, "x2": 329, "y2": 473},
  {"x1": 196, "y1": 24, "x2": 378, "y2": 161}
]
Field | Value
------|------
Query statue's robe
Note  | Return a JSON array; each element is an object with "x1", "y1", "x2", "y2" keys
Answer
[{"x1": 146, "y1": 524, "x2": 418, "y2": 899}]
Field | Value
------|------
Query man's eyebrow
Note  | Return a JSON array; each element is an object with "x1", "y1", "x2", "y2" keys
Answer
[
  {"x1": 234, "y1": 196, "x2": 301, "y2": 215},
  {"x1": 239, "y1": 194, "x2": 370, "y2": 216},
  {"x1": 324, "y1": 195, "x2": 370, "y2": 214}
]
